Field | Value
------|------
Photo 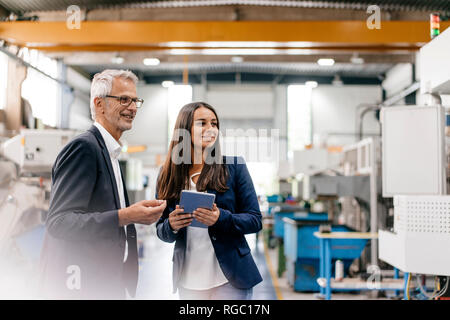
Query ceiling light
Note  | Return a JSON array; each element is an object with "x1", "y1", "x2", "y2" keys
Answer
[
  {"x1": 111, "y1": 56, "x2": 124, "y2": 64},
  {"x1": 162, "y1": 81, "x2": 174, "y2": 88},
  {"x1": 143, "y1": 58, "x2": 160, "y2": 66},
  {"x1": 305, "y1": 81, "x2": 318, "y2": 88},
  {"x1": 350, "y1": 53, "x2": 364, "y2": 64},
  {"x1": 202, "y1": 49, "x2": 279, "y2": 55},
  {"x1": 317, "y1": 58, "x2": 335, "y2": 66},
  {"x1": 162, "y1": 41, "x2": 311, "y2": 48},
  {"x1": 231, "y1": 56, "x2": 244, "y2": 63},
  {"x1": 169, "y1": 49, "x2": 196, "y2": 55},
  {"x1": 169, "y1": 48, "x2": 305, "y2": 55},
  {"x1": 332, "y1": 75, "x2": 344, "y2": 86}
]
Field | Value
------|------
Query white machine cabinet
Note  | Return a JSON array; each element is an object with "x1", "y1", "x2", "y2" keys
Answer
[
  {"x1": 379, "y1": 105, "x2": 450, "y2": 275},
  {"x1": 379, "y1": 27, "x2": 450, "y2": 275},
  {"x1": 1, "y1": 129, "x2": 77, "y2": 173},
  {"x1": 420, "y1": 27, "x2": 450, "y2": 95},
  {"x1": 379, "y1": 195, "x2": 450, "y2": 276},
  {"x1": 381, "y1": 105, "x2": 447, "y2": 197}
]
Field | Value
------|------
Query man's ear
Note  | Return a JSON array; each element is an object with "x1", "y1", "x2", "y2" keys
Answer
[{"x1": 94, "y1": 97, "x2": 104, "y2": 115}]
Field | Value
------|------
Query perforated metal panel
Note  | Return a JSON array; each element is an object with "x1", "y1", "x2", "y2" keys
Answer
[
  {"x1": 380, "y1": 195, "x2": 450, "y2": 275},
  {"x1": 394, "y1": 195, "x2": 450, "y2": 234}
]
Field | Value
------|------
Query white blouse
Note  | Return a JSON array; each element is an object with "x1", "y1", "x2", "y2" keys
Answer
[{"x1": 178, "y1": 172, "x2": 228, "y2": 290}]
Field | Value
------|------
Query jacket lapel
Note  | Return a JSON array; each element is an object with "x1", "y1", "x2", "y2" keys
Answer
[
  {"x1": 119, "y1": 165, "x2": 130, "y2": 207},
  {"x1": 88, "y1": 125, "x2": 121, "y2": 209}
]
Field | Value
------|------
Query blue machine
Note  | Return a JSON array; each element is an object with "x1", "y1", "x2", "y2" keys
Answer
[
  {"x1": 283, "y1": 219, "x2": 368, "y2": 292},
  {"x1": 273, "y1": 211, "x2": 328, "y2": 239},
  {"x1": 266, "y1": 195, "x2": 283, "y2": 203}
]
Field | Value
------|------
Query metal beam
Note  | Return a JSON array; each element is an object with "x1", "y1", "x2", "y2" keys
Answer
[
  {"x1": 54, "y1": 51, "x2": 414, "y2": 65},
  {"x1": 0, "y1": 45, "x2": 72, "y2": 90},
  {"x1": 381, "y1": 81, "x2": 420, "y2": 106},
  {"x1": 141, "y1": 72, "x2": 382, "y2": 85},
  {"x1": 0, "y1": 21, "x2": 449, "y2": 52},
  {"x1": 24, "y1": 45, "x2": 421, "y2": 53},
  {"x1": 22, "y1": 6, "x2": 444, "y2": 22}
]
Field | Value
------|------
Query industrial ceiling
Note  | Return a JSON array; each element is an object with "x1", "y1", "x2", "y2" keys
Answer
[
  {"x1": 0, "y1": 0, "x2": 450, "y2": 13},
  {"x1": 0, "y1": 0, "x2": 444, "y2": 84}
]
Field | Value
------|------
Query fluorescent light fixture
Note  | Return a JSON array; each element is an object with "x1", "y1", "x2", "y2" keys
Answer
[
  {"x1": 332, "y1": 75, "x2": 344, "y2": 86},
  {"x1": 162, "y1": 42, "x2": 193, "y2": 47},
  {"x1": 162, "y1": 41, "x2": 314, "y2": 48},
  {"x1": 169, "y1": 49, "x2": 196, "y2": 55},
  {"x1": 143, "y1": 58, "x2": 160, "y2": 66},
  {"x1": 162, "y1": 80, "x2": 174, "y2": 88},
  {"x1": 169, "y1": 48, "x2": 307, "y2": 55},
  {"x1": 203, "y1": 41, "x2": 281, "y2": 48},
  {"x1": 111, "y1": 56, "x2": 124, "y2": 64},
  {"x1": 317, "y1": 58, "x2": 335, "y2": 66},
  {"x1": 202, "y1": 49, "x2": 278, "y2": 55},
  {"x1": 305, "y1": 81, "x2": 318, "y2": 88},
  {"x1": 231, "y1": 56, "x2": 244, "y2": 63},
  {"x1": 350, "y1": 53, "x2": 364, "y2": 64}
]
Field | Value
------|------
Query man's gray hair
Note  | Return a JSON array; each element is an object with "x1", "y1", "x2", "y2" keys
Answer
[{"x1": 90, "y1": 69, "x2": 139, "y2": 121}]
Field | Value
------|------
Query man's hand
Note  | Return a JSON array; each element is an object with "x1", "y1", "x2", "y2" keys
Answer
[
  {"x1": 118, "y1": 199, "x2": 167, "y2": 226},
  {"x1": 168, "y1": 205, "x2": 193, "y2": 232},
  {"x1": 193, "y1": 204, "x2": 220, "y2": 227}
]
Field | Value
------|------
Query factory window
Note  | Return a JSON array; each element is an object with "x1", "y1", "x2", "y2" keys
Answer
[
  {"x1": 287, "y1": 85, "x2": 312, "y2": 158},
  {"x1": 247, "y1": 162, "x2": 277, "y2": 196},
  {"x1": 0, "y1": 51, "x2": 8, "y2": 110},
  {"x1": 167, "y1": 84, "x2": 192, "y2": 146},
  {"x1": 20, "y1": 49, "x2": 59, "y2": 127},
  {"x1": 221, "y1": 131, "x2": 278, "y2": 196}
]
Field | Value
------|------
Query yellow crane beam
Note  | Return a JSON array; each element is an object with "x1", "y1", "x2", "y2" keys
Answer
[{"x1": 0, "y1": 21, "x2": 448, "y2": 52}]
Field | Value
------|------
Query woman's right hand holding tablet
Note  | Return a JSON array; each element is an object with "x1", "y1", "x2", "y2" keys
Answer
[{"x1": 169, "y1": 205, "x2": 193, "y2": 231}]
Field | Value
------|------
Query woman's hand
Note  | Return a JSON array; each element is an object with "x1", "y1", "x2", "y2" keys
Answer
[
  {"x1": 168, "y1": 205, "x2": 193, "y2": 231},
  {"x1": 193, "y1": 204, "x2": 220, "y2": 227}
]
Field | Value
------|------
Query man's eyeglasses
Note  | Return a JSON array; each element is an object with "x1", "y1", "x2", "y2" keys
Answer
[{"x1": 105, "y1": 95, "x2": 144, "y2": 108}]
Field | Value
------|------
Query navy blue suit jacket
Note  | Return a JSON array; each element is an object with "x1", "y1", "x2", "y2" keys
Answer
[
  {"x1": 156, "y1": 156, "x2": 263, "y2": 293},
  {"x1": 39, "y1": 125, "x2": 138, "y2": 299}
]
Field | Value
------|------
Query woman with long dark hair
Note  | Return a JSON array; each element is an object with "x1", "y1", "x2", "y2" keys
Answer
[{"x1": 156, "y1": 102, "x2": 262, "y2": 300}]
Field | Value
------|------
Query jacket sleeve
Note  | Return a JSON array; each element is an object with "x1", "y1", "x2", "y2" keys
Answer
[
  {"x1": 156, "y1": 206, "x2": 179, "y2": 243},
  {"x1": 155, "y1": 182, "x2": 179, "y2": 243},
  {"x1": 211, "y1": 158, "x2": 262, "y2": 235},
  {"x1": 45, "y1": 138, "x2": 119, "y2": 241}
]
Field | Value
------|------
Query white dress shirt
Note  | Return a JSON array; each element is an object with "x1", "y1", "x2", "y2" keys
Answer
[
  {"x1": 179, "y1": 173, "x2": 228, "y2": 290},
  {"x1": 93, "y1": 122, "x2": 128, "y2": 261}
]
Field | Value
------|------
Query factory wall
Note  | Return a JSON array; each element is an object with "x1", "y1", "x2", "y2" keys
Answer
[
  {"x1": 67, "y1": 68, "x2": 92, "y2": 131},
  {"x1": 311, "y1": 85, "x2": 382, "y2": 146},
  {"x1": 120, "y1": 83, "x2": 287, "y2": 167},
  {"x1": 121, "y1": 84, "x2": 169, "y2": 165},
  {"x1": 62, "y1": 79, "x2": 381, "y2": 165}
]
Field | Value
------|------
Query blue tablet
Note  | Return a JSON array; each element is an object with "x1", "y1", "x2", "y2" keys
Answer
[{"x1": 179, "y1": 190, "x2": 216, "y2": 228}]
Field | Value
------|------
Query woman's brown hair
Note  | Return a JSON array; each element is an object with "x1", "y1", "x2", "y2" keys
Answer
[{"x1": 156, "y1": 102, "x2": 229, "y2": 201}]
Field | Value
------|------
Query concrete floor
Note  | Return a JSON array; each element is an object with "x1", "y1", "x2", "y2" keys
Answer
[
  {"x1": 134, "y1": 225, "x2": 377, "y2": 300},
  {"x1": 135, "y1": 226, "x2": 278, "y2": 300},
  {"x1": 0, "y1": 223, "x2": 383, "y2": 300}
]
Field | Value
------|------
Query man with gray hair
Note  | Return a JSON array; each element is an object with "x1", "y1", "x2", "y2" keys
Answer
[{"x1": 39, "y1": 69, "x2": 166, "y2": 299}]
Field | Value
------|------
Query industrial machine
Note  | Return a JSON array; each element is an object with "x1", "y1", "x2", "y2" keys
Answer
[
  {"x1": 0, "y1": 129, "x2": 78, "y2": 298},
  {"x1": 283, "y1": 218, "x2": 368, "y2": 292},
  {"x1": 0, "y1": 129, "x2": 78, "y2": 250},
  {"x1": 1, "y1": 129, "x2": 77, "y2": 175},
  {"x1": 296, "y1": 138, "x2": 383, "y2": 267},
  {"x1": 265, "y1": 139, "x2": 385, "y2": 294},
  {"x1": 378, "y1": 27, "x2": 450, "y2": 299}
]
